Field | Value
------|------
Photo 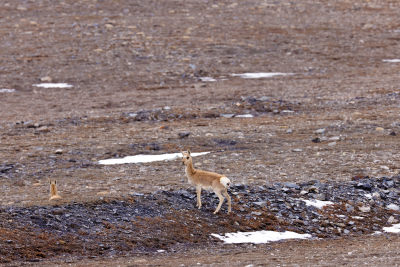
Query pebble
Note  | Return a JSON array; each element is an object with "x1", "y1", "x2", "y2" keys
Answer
[
  {"x1": 315, "y1": 128, "x2": 326, "y2": 134},
  {"x1": 55, "y1": 149, "x2": 63, "y2": 155},
  {"x1": 328, "y1": 142, "x2": 336, "y2": 146},
  {"x1": 375, "y1": 127, "x2": 384, "y2": 132}
]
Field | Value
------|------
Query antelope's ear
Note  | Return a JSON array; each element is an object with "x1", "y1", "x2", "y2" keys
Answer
[
  {"x1": 55, "y1": 180, "x2": 57, "y2": 185},
  {"x1": 187, "y1": 149, "x2": 191, "y2": 155}
]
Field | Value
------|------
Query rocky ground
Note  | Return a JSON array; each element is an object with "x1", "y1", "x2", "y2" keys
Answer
[{"x1": 1, "y1": 0, "x2": 400, "y2": 266}]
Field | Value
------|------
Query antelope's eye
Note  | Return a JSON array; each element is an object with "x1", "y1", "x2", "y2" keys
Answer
[{"x1": 186, "y1": 157, "x2": 190, "y2": 159}]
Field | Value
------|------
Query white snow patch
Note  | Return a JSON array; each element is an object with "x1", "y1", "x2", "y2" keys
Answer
[
  {"x1": 33, "y1": 83, "x2": 73, "y2": 88},
  {"x1": 99, "y1": 152, "x2": 210, "y2": 165},
  {"x1": 301, "y1": 199, "x2": 334, "y2": 209},
  {"x1": 235, "y1": 114, "x2": 254, "y2": 118},
  {"x1": 383, "y1": 59, "x2": 400, "y2": 63},
  {"x1": 231, "y1": 72, "x2": 294, "y2": 79},
  {"x1": 365, "y1": 193, "x2": 372, "y2": 199},
  {"x1": 0, "y1": 89, "x2": 16, "y2": 93},
  {"x1": 211, "y1": 230, "x2": 311, "y2": 244},
  {"x1": 199, "y1": 77, "x2": 217, "y2": 82},
  {"x1": 383, "y1": 223, "x2": 400, "y2": 233}
]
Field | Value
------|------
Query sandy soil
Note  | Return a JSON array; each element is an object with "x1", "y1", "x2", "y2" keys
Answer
[{"x1": 1, "y1": 0, "x2": 400, "y2": 265}]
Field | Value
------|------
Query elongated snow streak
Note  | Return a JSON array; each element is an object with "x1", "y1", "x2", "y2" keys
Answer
[
  {"x1": 99, "y1": 152, "x2": 210, "y2": 165},
  {"x1": 231, "y1": 72, "x2": 294, "y2": 79},
  {"x1": 0, "y1": 89, "x2": 16, "y2": 93},
  {"x1": 199, "y1": 77, "x2": 217, "y2": 82},
  {"x1": 383, "y1": 223, "x2": 400, "y2": 233},
  {"x1": 383, "y1": 59, "x2": 400, "y2": 63},
  {"x1": 33, "y1": 83, "x2": 73, "y2": 88},
  {"x1": 211, "y1": 230, "x2": 311, "y2": 244},
  {"x1": 235, "y1": 114, "x2": 254, "y2": 118},
  {"x1": 301, "y1": 199, "x2": 334, "y2": 209}
]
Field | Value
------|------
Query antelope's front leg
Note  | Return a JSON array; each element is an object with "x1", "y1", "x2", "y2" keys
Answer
[{"x1": 196, "y1": 186, "x2": 202, "y2": 209}]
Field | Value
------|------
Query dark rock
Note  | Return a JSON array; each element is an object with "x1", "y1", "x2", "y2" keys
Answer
[
  {"x1": 0, "y1": 164, "x2": 14, "y2": 173},
  {"x1": 355, "y1": 181, "x2": 372, "y2": 191},
  {"x1": 283, "y1": 182, "x2": 300, "y2": 190},
  {"x1": 382, "y1": 179, "x2": 395, "y2": 189},
  {"x1": 312, "y1": 137, "x2": 321, "y2": 143},
  {"x1": 178, "y1": 132, "x2": 190, "y2": 138}
]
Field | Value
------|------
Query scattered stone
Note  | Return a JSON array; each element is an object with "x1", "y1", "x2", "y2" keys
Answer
[
  {"x1": 345, "y1": 203, "x2": 354, "y2": 213},
  {"x1": 37, "y1": 126, "x2": 50, "y2": 133},
  {"x1": 388, "y1": 216, "x2": 398, "y2": 224},
  {"x1": 375, "y1": 127, "x2": 384, "y2": 132},
  {"x1": 292, "y1": 148, "x2": 303, "y2": 152},
  {"x1": 315, "y1": 128, "x2": 326, "y2": 134},
  {"x1": 382, "y1": 179, "x2": 394, "y2": 189},
  {"x1": 380, "y1": 165, "x2": 390, "y2": 171},
  {"x1": 355, "y1": 181, "x2": 372, "y2": 191},
  {"x1": 40, "y1": 76, "x2": 52, "y2": 82},
  {"x1": 286, "y1": 129, "x2": 293, "y2": 134},
  {"x1": 328, "y1": 142, "x2": 336, "y2": 146},
  {"x1": 389, "y1": 131, "x2": 396, "y2": 136},
  {"x1": 386, "y1": 203, "x2": 399, "y2": 211},
  {"x1": 312, "y1": 137, "x2": 321, "y2": 143},
  {"x1": 359, "y1": 205, "x2": 371, "y2": 213},
  {"x1": 178, "y1": 132, "x2": 190, "y2": 138},
  {"x1": 329, "y1": 136, "x2": 341, "y2": 141},
  {"x1": 55, "y1": 149, "x2": 63, "y2": 155},
  {"x1": 283, "y1": 182, "x2": 300, "y2": 190}
]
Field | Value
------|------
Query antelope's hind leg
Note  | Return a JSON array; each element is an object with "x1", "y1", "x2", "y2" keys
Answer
[
  {"x1": 213, "y1": 190, "x2": 225, "y2": 214},
  {"x1": 223, "y1": 189, "x2": 231, "y2": 214}
]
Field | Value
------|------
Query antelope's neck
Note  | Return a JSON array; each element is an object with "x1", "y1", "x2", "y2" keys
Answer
[{"x1": 185, "y1": 162, "x2": 196, "y2": 177}]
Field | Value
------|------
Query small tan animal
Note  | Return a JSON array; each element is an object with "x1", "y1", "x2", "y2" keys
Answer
[
  {"x1": 49, "y1": 180, "x2": 62, "y2": 200},
  {"x1": 181, "y1": 150, "x2": 231, "y2": 214}
]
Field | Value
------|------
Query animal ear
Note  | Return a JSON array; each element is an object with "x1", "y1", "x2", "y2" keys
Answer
[
  {"x1": 55, "y1": 180, "x2": 57, "y2": 185},
  {"x1": 187, "y1": 149, "x2": 191, "y2": 155}
]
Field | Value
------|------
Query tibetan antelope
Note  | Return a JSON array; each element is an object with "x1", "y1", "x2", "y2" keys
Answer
[
  {"x1": 181, "y1": 150, "x2": 231, "y2": 214},
  {"x1": 49, "y1": 180, "x2": 62, "y2": 200}
]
